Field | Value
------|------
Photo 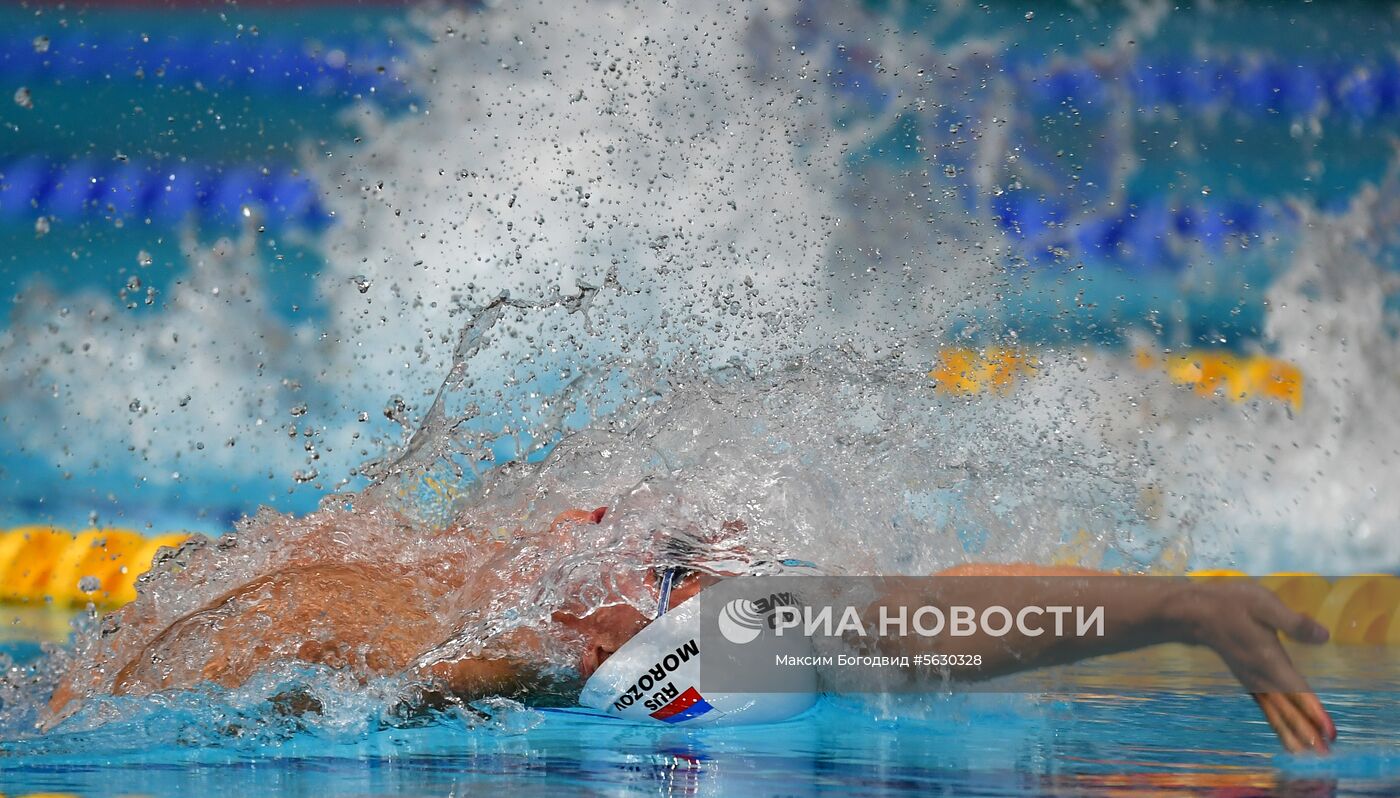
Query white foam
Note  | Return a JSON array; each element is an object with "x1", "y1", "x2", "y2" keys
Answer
[{"x1": 2, "y1": 0, "x2": 1397, "y2": 576}]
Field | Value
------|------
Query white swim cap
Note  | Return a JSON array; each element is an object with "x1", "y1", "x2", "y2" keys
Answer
[{"x1": 578, "y1": 582, "x2": 818, "y2": 725}]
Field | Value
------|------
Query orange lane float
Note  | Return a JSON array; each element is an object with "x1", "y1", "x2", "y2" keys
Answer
[
  {"x1": 0, "y1": 526, "x2": 1393, "y2": 643},
  {"x1": 0, "y1": 526, "x2": 72, "y2": 603},
  {"x1": 1187, "y1": 571, "x2": 1400, "y2": 645},
  {"x1": 928, "y1": 347, "x2": 1038, "y2": 395},
  {"x1": 928, "y1": 346, "x2": 1302, "y2": 409},
  {"x1": 0, "y1": 527, "x2": 192, "y2": 608},
  {"x1": 1311, "y1": 574, "x2": 1400, "y2": 645},
  {"x1": 1256, "y1": 572, "x2": 1333, "y2": 619},
  {"x1": 1138, "y1": 348, "x2": 1303, "y2": 410}
]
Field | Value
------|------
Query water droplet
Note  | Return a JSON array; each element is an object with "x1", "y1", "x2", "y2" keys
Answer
[
  {"x1": 351, "y1": 275, "x2": 372, "y2": 294},
  {"x1": 34, "y1": 216, "x2": 50, "y2": 237},
  {"x1": 1024, "y1": 11, "x2": 1035, "y2": 20},
  {"x1": 290, "y1": 403, "x2": 308, "y2": 417},
  {"x1": 13, "y1": 87, "x2": 33, "y2": 109},
  {"x1": 138, "y1": 250, "x2": 153, "y2": 268},
  {"x1": 32, "y1": 35, "x2": 50, "y2": 53},
  {"x1": 78, "y1": 575, "x2": 101, "y2": 593}
]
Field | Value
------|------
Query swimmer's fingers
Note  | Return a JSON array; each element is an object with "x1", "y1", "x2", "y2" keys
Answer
[
  {"x1": 1194, "y1": 583, "x2": 1336, "y2": 753},
  {"x1": 1255, "y1": 693, "x2": 1305, "y2": 753},
  {"x1": 1291, "y1": 690, "x2": 1336, "y2": 746},
  {"x1": 40, "y1": 682, "x2": 79, "y2": 732},
  {"x1": 1254, "y1": 667, "x2": 1335, "y2": 750},
  {"x1": 1251, "y1": 590, "x2": 1337, "y2": 746},
  {"x1": 1254, "y1": 692, "x2": 1332, "y2": 754},
  {"x1": 1238, "y1": 593, "x2": 1336, "y2": 752},
  {"x1": 548, "y1": 507, "x2": 608, "y2": 531}
]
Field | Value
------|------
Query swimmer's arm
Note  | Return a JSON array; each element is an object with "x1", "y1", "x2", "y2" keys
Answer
[
  {"x1": 404, "y1": 507, "x2": 606, "y2": 708},
  {"x1": 257, "y1": 659, "x2": 543, "y2": 729},
  {"x1": 416, "y1": 656, "x2": 542, "y2": 699},
  {"x1": 874, "y1": 564, "x2": 1335, "y2": 753},
  {"x1": 877, "y1": 565, "x2": 1192, "y2": 676}
]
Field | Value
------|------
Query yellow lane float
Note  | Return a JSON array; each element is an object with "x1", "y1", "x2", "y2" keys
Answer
[
  {"x1": 1257, "y1": 573, "x2": 1333, "y2": 618},
  {"x1": 926, "y1": 346, "x2": 1301, "y2": 409},
  {"x1": 1311, "y1": 574, "x2": 1400, "y2": 645},
  {"x1": 928, "y1": 347, "x2": 1037, "y2": 395},
  {"x1": 109, "y1": 532, "x2": 194, "y2": 605},
  {"x1": 1137, "y1": 348, "x2": 1303, "y2": 410},
  {"x1": 43, "y1": 528, "x2": 146, "y2": 605},
  {"x1": 0, "y1": 526, "x2": 73, "y2": 603},
  {"x1": 1184, "y1": 569, "x2": 1248, "y2": 579},
  {"x1": 0, "y1": 527, "x2": 192, "y2": 608},
  {"x1": 1187, "y1": 570, "x2": 1400, "y2": 645},
  {"x1": 0, "y1": 526, "x2": 1394, "y2": 645}
]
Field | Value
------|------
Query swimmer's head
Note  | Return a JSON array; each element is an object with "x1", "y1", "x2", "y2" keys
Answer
[
  {"x1": 552, "y1": 565, "x2": 715, "y2": 679},
  {"x1": 548, "y1": 504, "x2": 818, "y2": 724},
  {"x1": 546, "y1": 503, "x2": 808, "y2": 692},
  {"x1": 545, "y1": 503, "x2": 722, "y2": 679},
  {"x1": 575, "y1": 575, "x2": 819, "y2": 725}
]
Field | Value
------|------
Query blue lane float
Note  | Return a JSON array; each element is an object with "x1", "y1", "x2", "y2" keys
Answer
[
  {"x1": 0, "y1": 155, "x2": 1276, "y2": 271},
  {"x1": 6, "y1": 26, "x2": 1399, "y2": 121},
  {"x1": 805, "y1": 31, "x2": 1400, "y2": 124},
  {"x1": 989, "y1": 191, "x2": 1280, "y2": 270},
  {"x1": 1030, "y1": 55, "x2": 1400, "y2": 120},
  {"x1": 0, "y1": 157, "x2": 330, "y2": 230},
  {"x1": 0, "y1": 31, "x2": 410, "y2": 100}
]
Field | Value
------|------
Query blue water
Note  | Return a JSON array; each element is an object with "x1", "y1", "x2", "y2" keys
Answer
[
  {"x1": 3, "y1": 633, "x2": 1399, "y2": 797},
  {"x1": 4, "y1": 694, "x2": 1399, "y2": 796}
]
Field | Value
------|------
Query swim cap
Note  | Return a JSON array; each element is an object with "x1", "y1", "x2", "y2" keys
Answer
[{"x1": 578, "y1": 583, "x2": 818, "y2": 725}]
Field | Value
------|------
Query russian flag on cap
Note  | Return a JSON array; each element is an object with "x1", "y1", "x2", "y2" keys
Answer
[{"x1": 649, "y1": 687, "x2": 716, "y2": 724}]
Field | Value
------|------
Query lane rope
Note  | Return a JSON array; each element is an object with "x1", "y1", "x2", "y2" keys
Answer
[{"x1": 0, "y1": 526, "x2": 1394, "y2": 642}]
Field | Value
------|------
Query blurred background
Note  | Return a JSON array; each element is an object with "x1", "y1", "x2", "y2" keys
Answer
[
  {"x1": 1, "y1": 0, "x2": 416, "y2": 530},
  {"x1": 1, "y1": 0, "x2": 1398, "y2": 570}
]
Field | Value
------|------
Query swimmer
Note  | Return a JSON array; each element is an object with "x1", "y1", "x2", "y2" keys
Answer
[{"x1": 44, "y1": 508, "x2": 1335, "y2": 753}]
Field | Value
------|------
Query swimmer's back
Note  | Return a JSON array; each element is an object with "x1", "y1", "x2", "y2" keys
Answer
[{"x1": 47, "y1": 563, "x2": 446, "y2": 724}]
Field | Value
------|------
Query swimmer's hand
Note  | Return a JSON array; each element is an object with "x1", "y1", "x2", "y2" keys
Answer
[
  {"x1": 919, "y1": 565, "x2": 1336, "y2": 754},
  {"x1": 1179, "y1": 580, "x2": 1336, "y2": 754}
]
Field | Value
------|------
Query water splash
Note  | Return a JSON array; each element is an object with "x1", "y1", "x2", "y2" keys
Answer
[
  {"x1": 0, "y1": 229, "x2": 342, "y2": 493},
  {"x1": 4, "y1": 0, "x2": 1400, "y2": 746},
  {"x1": 1114, "y1": 167, "x2": 1400, "y2": 571}
]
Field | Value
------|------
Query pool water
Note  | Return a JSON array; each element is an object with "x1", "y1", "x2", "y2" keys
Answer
[
  {"x1": 3, "y1": 693, "x2": 1398, "y2": 797},
  {"x1": 3, "y1": 628, "x2": 1398, "y2": 797}
]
